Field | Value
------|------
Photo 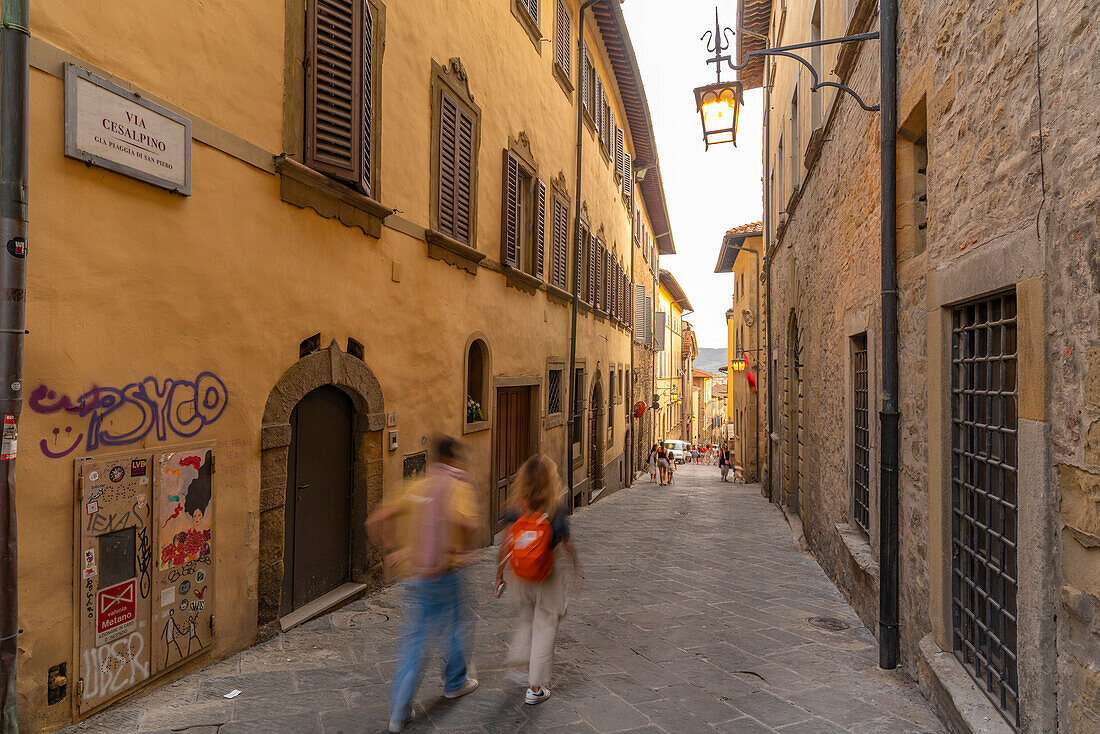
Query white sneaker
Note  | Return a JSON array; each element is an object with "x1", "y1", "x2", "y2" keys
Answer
[
  {"x1": 525, "y1": 687, "x2": 551, "y2": 705},
  {"x1": 388, "y1": 714, "x2": 412, "y2": 732},
  {"x1": 444, "y1": 677, "x2": 479, "y2": 699}
]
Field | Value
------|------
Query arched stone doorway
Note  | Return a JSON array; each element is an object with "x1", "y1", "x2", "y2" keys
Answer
[
  {"x1": 257, "y1": 341, "x2": 385, "y2": 639},
  {"x1": 588, "y1": 376, "x2": 604, "y2": 502}
]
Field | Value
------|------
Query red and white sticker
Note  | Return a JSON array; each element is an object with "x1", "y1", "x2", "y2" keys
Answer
[
  {"x1": 85, "y1": 499, "x2": 100, "y2": 515},
  {"x1": 0, "y1": 414, "x2": 16, "y2": 460},
  {"x1": 96, "y1": 578, "x2": 137, "y2": 643}
]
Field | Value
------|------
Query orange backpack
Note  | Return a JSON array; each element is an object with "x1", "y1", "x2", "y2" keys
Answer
[{"x1": 507, "y1": 512, "x2": 554, "y2": 582}]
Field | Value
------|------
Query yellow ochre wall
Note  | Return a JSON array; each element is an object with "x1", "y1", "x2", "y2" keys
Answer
[{"x1": 18, "y1": 0, "x2": 659, "y2": 729}]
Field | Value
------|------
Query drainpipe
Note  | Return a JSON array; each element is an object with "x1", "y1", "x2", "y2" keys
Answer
[
  {"x1": 0, "y1": 0, "x2": 29, "y2": 728},
  {"x1": 763, "y1": 53, "x2": 775, "y2": 503},
  {"x1": 878, "y1": 0, "x2": 900, "y2": 671},
  {"x1": 567, "y1": 0, "x2": 600, "y2": 505}
]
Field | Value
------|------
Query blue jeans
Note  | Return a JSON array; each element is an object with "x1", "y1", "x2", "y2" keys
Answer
[{"x1": 389, "y1": 571, "x2": 470, "y2": 721}]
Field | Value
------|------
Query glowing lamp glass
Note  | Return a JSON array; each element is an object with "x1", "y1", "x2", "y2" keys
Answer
[{"x1": 693, "y1": 81, "x2": 743, "y2": 150}]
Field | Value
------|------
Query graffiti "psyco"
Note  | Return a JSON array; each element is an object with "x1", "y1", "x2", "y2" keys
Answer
[{"x1": 32, "y1": 372, "x2": 228, "y2": 459}]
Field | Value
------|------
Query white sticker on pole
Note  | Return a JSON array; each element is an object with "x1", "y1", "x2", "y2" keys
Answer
[{"x1": 1, "y1": 414, "x2": 16, "y2": 459}]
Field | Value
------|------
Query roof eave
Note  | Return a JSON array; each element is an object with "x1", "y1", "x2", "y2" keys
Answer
[{"x1": 594, "y1": 2, "x2": 676, "y2": 256}]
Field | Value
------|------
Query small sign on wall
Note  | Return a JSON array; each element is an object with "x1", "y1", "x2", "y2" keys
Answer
[{"x1": 64, "y1": 64, "x2": 192, "y2": 195}]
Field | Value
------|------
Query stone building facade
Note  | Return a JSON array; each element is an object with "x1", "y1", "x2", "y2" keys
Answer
[
  {"x1": 11, "y1": 0, "x2": 675, "y2": 729},
  {"x1": 742, "y1": 0, "x2": 1099, "y2": 730},
  {"x1": 654, "y1": 270, "x2": 693, "y2": 442},
  {"x1": 715, "y1": 223, "x2": 765, "y2": 482}
]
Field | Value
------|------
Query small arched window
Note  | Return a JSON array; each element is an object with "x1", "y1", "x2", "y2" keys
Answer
[{"x1": 465, "y1": 337, "x2": 490, "y2": 427}]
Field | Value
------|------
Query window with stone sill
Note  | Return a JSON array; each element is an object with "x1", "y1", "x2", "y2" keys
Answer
[
  {"x1": 281, "y1": 0, "x2": 388, "y2": 234},
  {"x1": 501, "y1": 135, "x2": 547, "y2": 284},
  {"x1": 512, "y1": 0, "x2": 542, "y2": 50},
  {"x1": 547, "y1": 367, "x2": 563, "y2": 416}
]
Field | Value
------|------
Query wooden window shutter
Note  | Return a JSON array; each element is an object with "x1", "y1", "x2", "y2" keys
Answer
[
  {"x1": 634, "y1": 285, "x2": 645, "y2": 340},
  {"x1": 594, "y1": 78, "x2": 602, "y2": 136},
  {"x1": 615, "y1": 126, "x2": 624, "y2": 179},
  {"x1": 580, "y1": 231, "x2": 587, "y2": 302},
  {"x1": 607, "y1": 248, "x2": 616, "y2": 314},
  {"x1": 438, "y1": 94, "x2": 475, "y2": 245},
  {"x1": 554, "y1": 0, "x2": 570, "y2": 75},
  {"x1": 623, "y1": 152, "x2": 632, "y2": 202},
  {"x1": 581, "y1": 47, "x2": 590, "y2": 112},
  {"x1": 455, "y1": 108, "x2": 474, "y2": 244},
  {"x1": 613, "y1": 262, "x2": 620, "y2": 319},
  {"x1": 526, "y1": 0, "x2": 539, "y2": 24},
  {"x1": 552, "y1": 198, "x2": 568, "y2": 289},
  {"x1": 534, "y1": 179, "x2": 547, "y2": 279},
  {"x1": 360, "y1": 2, "x2": 374, "y2": 195},
  {"x1": 501, "y1": 150, "x2": 520, "y2": 267},
  {"x1": 437, "y1": 94, "x2": 458, "y2": 240},
  {"x1": 306, "y1": 0, "x2": 364, "y2": 185},
  {"x1": 588, "y1": 233, "x2": 597, "y2": 305},
  {"x1": 598, "y1": 240, "x2": 607, "y2": 310}
]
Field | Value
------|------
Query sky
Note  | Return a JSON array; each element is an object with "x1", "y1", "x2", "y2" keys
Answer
[{"x1": 621, "y1": 0, "x2": 764, "y2": 350}]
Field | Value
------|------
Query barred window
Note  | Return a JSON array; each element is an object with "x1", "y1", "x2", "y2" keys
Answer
[
  {"x1": 951, "y1": 291, "x2": 1020, "y2": 727},
  {"x1": 547, "y1": 368, "x2": 562, "y2": 415},
  {"x1": 852, "y1": 333, "x2": 870, "y2": 534}
]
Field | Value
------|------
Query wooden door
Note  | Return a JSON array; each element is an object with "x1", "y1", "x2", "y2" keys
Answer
[
  {"x1": 493, "y1": 386, "x2": 534, "y2": 532},
  {"x1": 282, "y1": 386, "x2": 353, "y2": 615}
]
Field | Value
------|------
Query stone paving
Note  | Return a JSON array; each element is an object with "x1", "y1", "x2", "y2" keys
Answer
[{"x1": 62, "y1": 464, "x2": 945, "y2": 734}]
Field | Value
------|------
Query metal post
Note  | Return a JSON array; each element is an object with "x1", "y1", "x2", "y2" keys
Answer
[
  {"x1": 567, "y1": 0, "x2": 600, "y2": 504},
  {"x1": 878, "y1": 0, "x2": 900, "y2": 670},
  {"x1": 0, "y1": 0, "x2": 29, "y2": 729}
]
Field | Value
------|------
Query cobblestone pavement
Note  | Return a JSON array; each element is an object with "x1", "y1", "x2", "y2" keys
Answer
[{"x1": 63, "y1": 464, "x2": 945, "y2": 734}]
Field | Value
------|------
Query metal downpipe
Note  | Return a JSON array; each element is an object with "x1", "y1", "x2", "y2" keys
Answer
[
  {"x1": 0, "y1": 0, "x2": 29, "y2": 729},
  {"x1": 878, "y1": 0, "x2": 900, "y2": 670},
  {"x1": 567, "y1": 0, "x2": 600, "y2": 505}
]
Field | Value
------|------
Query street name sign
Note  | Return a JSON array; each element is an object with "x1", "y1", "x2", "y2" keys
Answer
[{"x1": 64, "y1": 64, "x2": 192, "y2": 195}]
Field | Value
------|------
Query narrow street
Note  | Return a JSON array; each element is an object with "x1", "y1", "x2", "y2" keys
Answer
[{"x1": 64, "y1": 465, "x2": 944, "y2": 734}]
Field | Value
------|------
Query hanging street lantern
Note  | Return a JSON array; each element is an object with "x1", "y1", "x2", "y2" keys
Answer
[
  {"x1": 730, "y1": 358, "x2": 747, "y2": 372},
  {"x1": 694, "y1": 80, "x2": 742, "y2": 149},
  {"x1": 693, "y1": 8, "x2": 743, "y2": 149}
]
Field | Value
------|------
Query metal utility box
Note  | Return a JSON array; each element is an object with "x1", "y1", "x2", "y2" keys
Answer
[{"x1": 74, "y1": 444, "x2": 215, "y2": 715}]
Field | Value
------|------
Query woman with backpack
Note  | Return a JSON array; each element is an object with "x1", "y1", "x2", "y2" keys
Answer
[{"x1": 494, "y1": 454, "x2": 582, "y2": 706}]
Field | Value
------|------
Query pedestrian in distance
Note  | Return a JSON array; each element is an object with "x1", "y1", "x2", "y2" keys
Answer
[
  {"x1": 366, "y1": 435, "x2": 482, "y2": 733},
  {"x1": 495, "y1": 454, "x2": 583, "y2": 706},
  {"x1": 648, "y1": 443, "x2": 660, "y2": 484},
  {"x1": 719, "y1": 445, "x2": 732, "y2": 482},
  {"x1": 655, "y1": 443, "x2": 670, "y2": 485}
]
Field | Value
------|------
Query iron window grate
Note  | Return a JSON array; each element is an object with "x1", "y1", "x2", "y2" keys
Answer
[
  {"x1": 852, "y1": 334, "x2": 870, "y2": 534},
  {"x1": 548, "y1": 369, "x2": 562, "y2": 415},
  {"x1": 950, "y1": 292, "x2": 1020, "y2": 729}
]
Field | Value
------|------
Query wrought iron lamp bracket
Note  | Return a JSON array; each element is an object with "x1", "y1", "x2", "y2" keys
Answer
[{"x1": 700, "y1": 6, "x2": 881, "y2": 113}]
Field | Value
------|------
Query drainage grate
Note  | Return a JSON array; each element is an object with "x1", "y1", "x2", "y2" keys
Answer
[{"x1": 807, "y1": 616, "x2": 850, "y2": 632}]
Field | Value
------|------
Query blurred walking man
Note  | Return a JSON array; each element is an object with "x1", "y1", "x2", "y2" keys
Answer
[{"x1": 367, "y1": 435, "x2": 481, "y2": 732}]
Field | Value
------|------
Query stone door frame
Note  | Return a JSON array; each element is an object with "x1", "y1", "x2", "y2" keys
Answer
[{"x1": 257, "y1": 341, "x2": 386, "y2": 639}]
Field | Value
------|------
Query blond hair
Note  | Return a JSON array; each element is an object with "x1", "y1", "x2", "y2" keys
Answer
[{"x1": 513, "y1": 454, "x2": 565, "y2": 515}]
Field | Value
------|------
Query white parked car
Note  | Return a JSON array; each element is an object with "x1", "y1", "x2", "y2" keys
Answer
[{"x1": 664, "y1": 440, "x2": 690, "y2": 463}]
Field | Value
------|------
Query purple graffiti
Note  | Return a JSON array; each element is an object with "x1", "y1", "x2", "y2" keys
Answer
[{"x1": 32, "y1": 372, "x2": 228, "y2": 458}]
